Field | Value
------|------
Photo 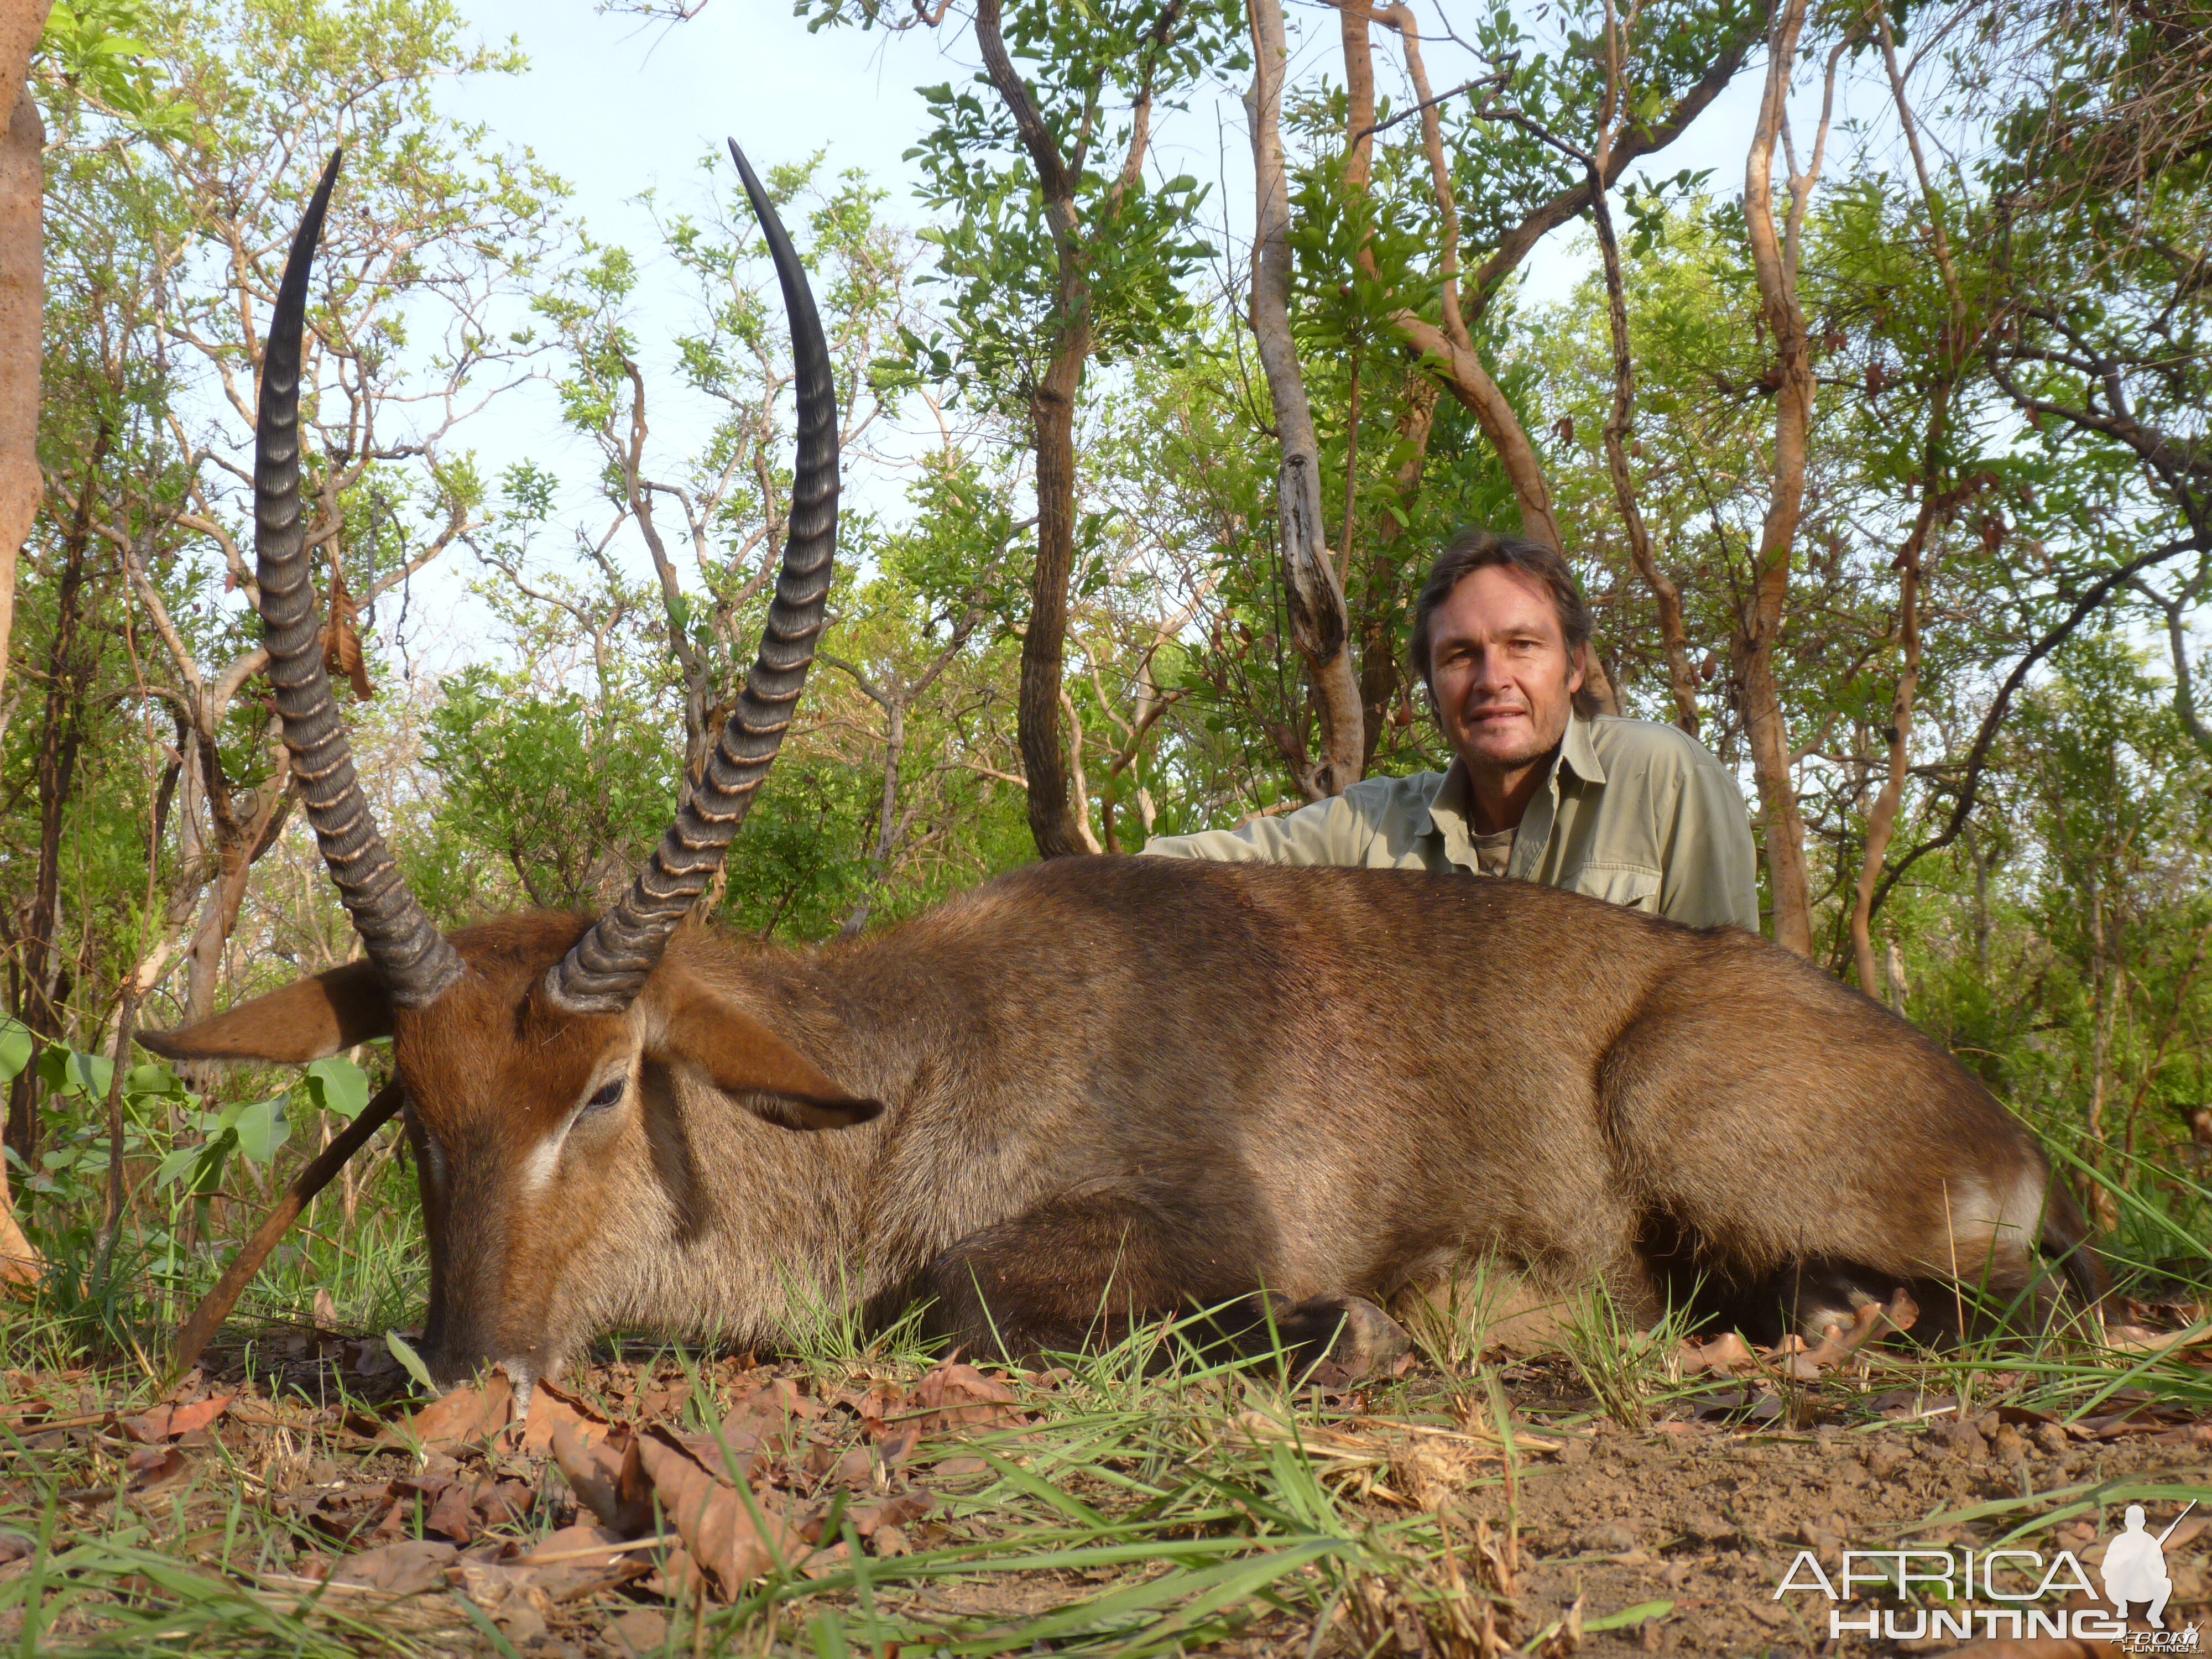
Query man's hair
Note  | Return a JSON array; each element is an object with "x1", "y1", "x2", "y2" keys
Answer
[{"x1": 1409, "y1": 528, "x2": 1600, "y2": 719}]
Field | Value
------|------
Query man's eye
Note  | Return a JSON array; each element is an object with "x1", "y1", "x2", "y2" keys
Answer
[{"x1": 585, "y1": 1079, "x2": 624, "y2": 1112}]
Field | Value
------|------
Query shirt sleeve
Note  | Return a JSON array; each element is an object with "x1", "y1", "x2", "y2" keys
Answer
[
  {"x1": 1659, "y1": 757, "x2": 1763, "y2": 932},
  {"x1": 1139, "y1": 790, "x2": 1371, "y2": 865}
]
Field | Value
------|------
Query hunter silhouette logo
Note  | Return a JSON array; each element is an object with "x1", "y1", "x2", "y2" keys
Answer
[
  {"x1": 1773, "y1": 1497, "x2": 2204, "y2": 1646},
  {"x1": 2106, "y1": 1503, "x2": 2194, "y2": 1630}
]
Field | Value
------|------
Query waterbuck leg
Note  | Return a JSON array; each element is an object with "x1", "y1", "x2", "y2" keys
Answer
[{"x1": 911, "y1": 1193, "x2": 1408, "y2": 1371}]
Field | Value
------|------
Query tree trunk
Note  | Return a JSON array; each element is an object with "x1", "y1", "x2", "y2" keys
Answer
[
  {"x1": 1588, "y1": 165, "x2": 1697, "y2": 734},
  {"x1": 1848, "y1": 510, "x2": 1929, "y2": 994},
  {"x1": 0, "y1": 8, "x2": 53, "y2": 1281},
  {"x1": 0, "y1": 6, "x2": 50, "y2": 716},
  {"x1": 1849, "y1": 388, "x2": 1947, "y2": 993},
  {"x1": 1359, "y1": 368, "x2": 1437, "y2": 767},
  {"x1": 7, "y1": 447, "x2": 101, "y2": 1167},
  {"x1": 1367, "y1": 3, "x2": 1626, "y2": 713},
  {"x1": 1249, "y1": 0, "x2": 1361, "y2": 799},
  {"x1": 180, "y1": 726, "x2": 295, "y2": 1028},
  {"x1": 1738, "y1": 0, "x2": 1819, "y2": 956},
  {"x1": 1335, "y1": 7, "x2": 1433, "y2": 767},
  {"x1": 1020, "y1": 336, "x2": 1092, "y2": 858}
]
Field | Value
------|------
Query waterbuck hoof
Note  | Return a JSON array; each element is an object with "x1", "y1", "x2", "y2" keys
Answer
[{"x1": 1278, "y1": 1293, "x2": 1411, "y2": 1374}]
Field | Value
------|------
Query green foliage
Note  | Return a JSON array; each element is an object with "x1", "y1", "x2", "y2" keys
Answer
[
  {"x1": 875, "y1": 0, "x2": 1244, "y2": 405},
  {"x1": 37, "y1": 0, "x2": 194, "y2": 137},
  {"x1": 425, "y1": 664, "x2": 679, "y2": 911}
]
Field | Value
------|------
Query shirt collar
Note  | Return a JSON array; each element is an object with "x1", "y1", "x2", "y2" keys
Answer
[
  {"x1": 1426, "y1": 715, "x2": 1606, "y2": 840},
  {"x1": 1425, "y1": 717, "x2": 1619, "y2": 872},
  {"x1": 1560, "y1": 712, "x2": 1607, "y2": 787}
]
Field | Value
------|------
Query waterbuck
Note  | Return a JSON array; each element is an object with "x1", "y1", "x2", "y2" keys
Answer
[{"x1": 149, "y1": 147, "x2": 2098, "y2": 1404}]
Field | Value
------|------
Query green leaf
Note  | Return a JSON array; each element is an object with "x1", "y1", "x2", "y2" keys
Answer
[
  {"x1": 1584, "y1": 1600, "x2": 1674, "y2": 1634},
  {"x1": 304, "y1": 1056, "x2": 371, "y2": 1121},
  {"x1": 156, "y1": 1128, "x2": 234, "y2": 1195},
  {"x1": 68, "y1": 1052, "x2": 113, "y2": 1102},
  {"x1": 35, "y1": 1045, "x2": 111, "y2": 1099},
  {"x1": 124, "y1": 1063, "x2": 186, "y2": 1100},
  {"x1": 385, "y1": 1330, "x2": 437, "y2": 1394},
  {"x1": 0, "y1": 1020, "x2": 30, "y2": 1083},
  {"x1": 230, "y1": 1097, "x2": 289, "y2": 1165}
]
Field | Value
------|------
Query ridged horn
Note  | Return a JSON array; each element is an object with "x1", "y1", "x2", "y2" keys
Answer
[
  {"x1": 544, "y1": 140, "x2": 839, "y2": 1015},
  {"x1": 258, "y1": 151, "x2": 463, "y2": 1009}
]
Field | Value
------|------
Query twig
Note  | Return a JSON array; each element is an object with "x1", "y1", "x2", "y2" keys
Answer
[{"x1": 166, "y1": 1083, "x2": 405, "y2": 1384}]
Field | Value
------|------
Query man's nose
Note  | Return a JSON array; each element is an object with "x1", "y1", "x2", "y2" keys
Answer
[{"x1": 1467, "y1": 646, "x2": 1511, "y2": 692}]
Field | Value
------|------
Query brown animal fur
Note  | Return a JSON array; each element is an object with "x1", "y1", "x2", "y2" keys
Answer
[{"x1": 145, "y1": 858, "x2": 2098, "y2": 1390}]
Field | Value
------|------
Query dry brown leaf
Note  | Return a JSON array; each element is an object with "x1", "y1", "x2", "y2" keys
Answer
[
  {"x1": 379, "y1": 1373, "x2": 513, "y2": 1451},
  {"x1": 322, "y1": 566, "x2": 374, "y2": 702},
  {"x1": 165, "y1": 1393, "x2": 233, "y2": 1438},
  {"x1": 841, "y1": 1380, "x2": 906, "y2": 1439},
  {"x1": 608, "y1": 1608, "x2": 669, "y2": 1657},
  {"x1": 907, "y1": 1360, "x2": 1024, "y2": 1437},
  {"x1": 123, "y1": 1445, "x2": 189, "y2": 1491},
  {"x1": 2105, "y1": 1320, "x2": 2212, "y2": 1355},
  {"x1": 848, "y1": 1490, "x2": 935, "y2": 1540},
  {"x1": 425, "y1": 1482, "x2": 476, "y2": 1544},
  {"x1": 116, "y1": 1405, "x2": 174, "y2": 1444},
  {"x1": 635, "y1": 1431, "x2": 806, "y2": 1599},
  {"x1": 553, "y1": 1422, "x2": 654, "y2": 1537},
  {"x1": 519, "y1": 1378, "x2": 613, "y2": 1457},
  {"x1": 1790, "y1": 1302, "x2": 1891, "y2": 1379},
  {"x1": 327, "y1": 1538, "x2": 458, "y2": 1597},
  {"x1": 640, "y1": 1379, "x2": 692, "y2": 1421}
]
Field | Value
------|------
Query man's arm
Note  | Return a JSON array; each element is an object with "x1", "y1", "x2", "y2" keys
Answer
[
  {"x1": 1658, "y1": 756, "x2": 1763, "y2": 932},
  {"x1": 1140, "y1": 790, "x2": 1372, "y2": 865}
]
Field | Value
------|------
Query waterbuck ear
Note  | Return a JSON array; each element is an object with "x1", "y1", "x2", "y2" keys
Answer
[
  {"x1": 139, "y1": 961, "x2": 394, "y2": 1064},
  {"x1": 650, "y1": 975, "x2": 881, "y2": 1132}
]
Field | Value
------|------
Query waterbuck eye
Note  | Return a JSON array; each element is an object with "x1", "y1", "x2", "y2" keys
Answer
[{"x1": 583, "y1": 1078, "x2": 625, "y2": 1112}]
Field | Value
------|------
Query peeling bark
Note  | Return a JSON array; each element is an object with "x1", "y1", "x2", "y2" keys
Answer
[
  {"x1": 1249, "y1": 0, "x2": 1361, "y2": 799},
  {"x1": 0, "y1": 4, "x2": 53, "y2": 1280},
  {"x1": 1736, "y1": 0, "x2": 1839, "y2": 957},
  {"x1": 1849, "y1": 488, "x2": 1934, "y2": 995},
  {"x1": 0, "y1": 6, "x2": 51, "y2": 714}
]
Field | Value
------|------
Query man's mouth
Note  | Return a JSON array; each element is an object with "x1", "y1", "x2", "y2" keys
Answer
[{"x1": 1465, "y1": 706, "x2": 1528, "y2": 726}]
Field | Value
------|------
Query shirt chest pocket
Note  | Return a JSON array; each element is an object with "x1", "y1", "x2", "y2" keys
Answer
[{"x1": 1565, "y1": 862, "x2": 1662, "y2": 914}]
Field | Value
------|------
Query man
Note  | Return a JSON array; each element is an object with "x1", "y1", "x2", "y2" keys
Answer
[{"x1": 1144, "y1": 529, "x2": 1761, "y2": 932}]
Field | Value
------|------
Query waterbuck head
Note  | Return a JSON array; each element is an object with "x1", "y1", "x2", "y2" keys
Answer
[{"x1": 142, "y1": 145, "x2": 877, "y2": 1401}]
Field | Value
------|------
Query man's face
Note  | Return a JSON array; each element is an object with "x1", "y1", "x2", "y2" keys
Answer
[{"x1": 1426, "y1": 564, "x2": 1585, "y2": 773}]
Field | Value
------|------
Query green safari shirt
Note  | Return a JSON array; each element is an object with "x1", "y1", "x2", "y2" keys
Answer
[{"x1": 1141, "y1": 714, "x2": 1761, "y2": 932}]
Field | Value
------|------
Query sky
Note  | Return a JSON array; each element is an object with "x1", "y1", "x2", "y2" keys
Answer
[{"x1": 371, "y1": 0, "x2": 1890, "y2": 676}]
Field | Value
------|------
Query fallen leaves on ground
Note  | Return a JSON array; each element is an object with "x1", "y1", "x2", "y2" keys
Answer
[
  {"x1": 271, "y1": 1353, "x2": 1049, "y2": 1610},
  {"x1": 377, "y1": 1371, "x2": 513, "y2": 1451},
  {"x1": 117, "y1": 1391, "x2": 233, "y2": 1444}
]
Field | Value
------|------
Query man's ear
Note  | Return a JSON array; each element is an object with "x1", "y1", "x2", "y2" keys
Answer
[
  {"x1": 1566, "y1": 641, "x2": 1588, "y2": 697},
  {"x1": 650, "y1": 975, "x2": 881, "y2": 1131},
  {"x1": 138, "y1": 961, "x2": 394, "y2": 1063}
]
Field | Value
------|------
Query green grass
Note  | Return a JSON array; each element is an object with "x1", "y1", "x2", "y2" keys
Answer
[{"x1": 0, "y1": 1121, "x2": 2208, "y2": 1654}]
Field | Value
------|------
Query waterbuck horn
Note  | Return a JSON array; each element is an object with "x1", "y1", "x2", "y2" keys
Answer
[
  {"x1": 258, "y1": 152, "x2": 463, "y2": 1008},
  {"x1": 544, "y1": 140, "x2": 838, "y2": 1015}
]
